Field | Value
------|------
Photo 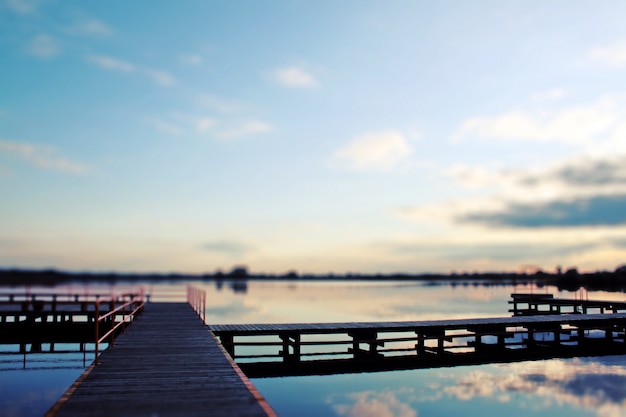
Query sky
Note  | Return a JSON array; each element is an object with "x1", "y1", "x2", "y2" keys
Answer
[{"x1": 1, "y1": 0, "x2": 626, "y2": 275}]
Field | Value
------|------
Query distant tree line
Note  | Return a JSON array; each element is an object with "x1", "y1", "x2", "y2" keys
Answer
[{"x1": 1, "y1": 264, "x2": 626, "y2": 292}]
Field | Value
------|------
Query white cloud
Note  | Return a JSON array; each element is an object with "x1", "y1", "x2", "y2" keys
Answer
[
  {"x1": 589, "y1": 40, "x2": 626, "y2": 67},
  {"x1": 0, "y1": 139, "x2": 90, "y2": 174},
  {"x1": 86, "y1": 54, "x2": 176, "y2": 87},
  {"x1": 444, "y1": 359, "x2": 626, "y2": 416},
  {"x1": 272, "y1": 66, "x2": 319, "y2": 88},
  {"x1": 195, "y1": 118, "x2": 215, "y2": 133},
  {"x1": 87, "y1": 54, "x2": 136, "y2": 73},
  {"x1": 149, "y1": 114, "x2": 240, "y2": 137},
  {"x1": 447, "y1": 155, "x2": 626, "y2": 204},
  {"x1": 143, "y1": 68, "x2": 176, "y2": 87},
  {"x1": 452, "y1": 98, "x2": 617, "y2": 144},
  {"x1": 149, "y1": 119, "x2": 184, "y2": 136},
  {"x1": 332, "y1": 390, "x2": 417, "y2": 417},
  {"x1": 530, "y1": 88, "x2": 566, "y2": 102},
  {"x1": 26, "y1": 34, "x2": 59, "y2": 58},
  {"x1": 197, "y1": 93, "x2": 244, "y2": 114},
  {"x1": 180, "y1": 54, "x2": 204, "y2": 66},
  {"x1": 66, "y1": 19, "x2": 114, "y2": 37},
  {"x1": 5, "y1": 0, "x2": 37, "y2": 13},
  {"x1": 333, "y1": 131, "x2": 413, "y2": 171},
  {"x1": 218, "y1": 120, "x2": 273, "y2": 139}
]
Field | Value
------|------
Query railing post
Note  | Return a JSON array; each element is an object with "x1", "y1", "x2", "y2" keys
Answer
[
  {"x1": 110, "y1": 299, "x2": 115, "y2": 346},
  {"x1": 95, "y1": 301, "x2": 100, "y2": 365},
  {"x1": 187, "y1": 285, "x2": 207, "y2": 322}
]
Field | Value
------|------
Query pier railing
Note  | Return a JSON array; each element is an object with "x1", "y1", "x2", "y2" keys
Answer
[
  {"x1": 509, "y1": 293, "x2": 626, "y2": 316},
  {"x1": 187, "y1": 285, "x2": 206, "y2": 323},
  {"x1": 0, "y1": 289, "x2": 145, "y2": 366},
  {"x1": 94, "y1": 290, "x2": 145, "y2": 365}
]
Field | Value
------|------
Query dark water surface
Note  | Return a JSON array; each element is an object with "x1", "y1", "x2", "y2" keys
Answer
[{"x1": 1, "y1": 280, "x2": 625, "y2": 416}]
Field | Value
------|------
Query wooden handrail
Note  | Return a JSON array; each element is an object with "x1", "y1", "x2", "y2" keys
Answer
[
  {"x1": 187, "y1": 285, "x2": 206, "y2": 323},
  {"x1": 94, "y1": 289, "x2": 145, "y2": 365}
]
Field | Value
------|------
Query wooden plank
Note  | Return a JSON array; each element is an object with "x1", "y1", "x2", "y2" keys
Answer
[
  {"x1": 210, "y1": 313, "x2": 626, "y2": 335},
  {"x1": 48, "y1": 303, "x2": 276, "y2": 417}
]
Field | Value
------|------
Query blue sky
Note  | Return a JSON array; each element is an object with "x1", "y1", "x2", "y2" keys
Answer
[{"x1": 1, "y1": 0, "x2": 626, "y2": 274}]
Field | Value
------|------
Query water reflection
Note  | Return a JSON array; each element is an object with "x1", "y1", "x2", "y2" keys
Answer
[
  {"x1": 260, "y1": 355, "x2": 626, "y2": 417},
  {"x1": 0, "y1": 368, "x2": 83, "y2": 417},
  {"x1": 443, "y1": 357, "x2": 626, "y2": 417},
  {"x1": 2, "y1": 280, "x2": 624, "y2": 416},
  {"x1": 201, "y1": 280, "x2": 521, "y2": 324},
  {"x1": 331, "y1": 389, "x2": 417, "y2": 417}
]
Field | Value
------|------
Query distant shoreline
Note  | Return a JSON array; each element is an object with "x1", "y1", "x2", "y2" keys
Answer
[{"x1": 1, "y1": 267, "x2": 626, "y2": 292}]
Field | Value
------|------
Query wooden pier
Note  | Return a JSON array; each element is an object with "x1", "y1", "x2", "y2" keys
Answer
[
  {"x1": 210, "y1": 313, "x2": 626, "y2": 378},
  {"x1": 46, "y1": 302, "x2": 276, "y2": 417},
  {"x1": 30, "y1": 291, "x2": 626, "y2": 414},
  {"x1": 509, "y1": 293, "x2": 626, "y2": 316},
  {"x1": 0, "y1": 291, "x2": 144, "y2": 355}
]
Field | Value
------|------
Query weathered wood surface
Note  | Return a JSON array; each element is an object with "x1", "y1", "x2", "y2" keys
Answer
[
  {"x1": 211, "y1": 313, "x2": 626, "y2": 378},
  {"x1": 210, "y1": 312, "x2": 626, "y2": 335},
  {"x1": 48, "y1": 302, "x2": 275, "y2": 417}
]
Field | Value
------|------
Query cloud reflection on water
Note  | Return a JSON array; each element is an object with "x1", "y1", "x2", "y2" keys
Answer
[
  {"x1": 443, "y1": 357, "x2": 626, "y2": 417},
  {"x1": 321, "y1": 356, "x2": 626, "y2": 417},
  {"x1": 329, "y1": 389, "x2": 417, "y2": 417}
]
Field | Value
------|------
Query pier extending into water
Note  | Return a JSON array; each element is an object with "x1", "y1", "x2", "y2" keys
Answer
[
  {"x1": 211, "y1": 312, "x2": 626, "y2": 377},
  {"x1": 509, "y1": 292, "x2": 626, "y2": 316},
  {"x1": 25, "y1": 290, "x2": 626, "y2": 415},
  {"x1": 0, "y1": 290, "x2": 144, "y2": 365},
  {"x1": 46, "y1": 298, "x2": 276, "y2": 417}
]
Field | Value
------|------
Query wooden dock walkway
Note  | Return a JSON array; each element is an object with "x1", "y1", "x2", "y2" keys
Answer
[
  {"x1": 509, "y1": 293, "x2": 626, "y2": 316},
  {"x1": 47, "y1": 302, "x2": 276, "y2": 417},
  {"x1": 210, "y1": 313, "x2": 626, "y2": 377},
  {"x1": 0, "y1": 290, "x2": 144, "y2": 354}
]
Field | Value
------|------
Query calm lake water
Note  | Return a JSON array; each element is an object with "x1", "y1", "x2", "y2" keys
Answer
[{"x1": 1, "y1": 280, "x2": 625, "y2": 417}]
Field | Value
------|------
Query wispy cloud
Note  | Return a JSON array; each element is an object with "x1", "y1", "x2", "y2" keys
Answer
[
  {"x1": 272, "y1": 66, "x2": 320, "y2": 88},
  {"x1": 26, "y1": 34, "x2": 59, "y2": 58},
  {"x1": 148, "y1": 118, "x2": 185, "y2": 136},
  {"x1": 197, "y1": 93, "x2": 244, "y2": 114},
  {"x1": 530, "y1": 88, "x2": 566, "y2": 102},
  {"x1": 202, "y1": 239, "x2": 254, "y2": 256},
  {"x1": 86, "y1": 54, "x2": 176, "y2": 86},
  {"x1": 143, "y1": 68, "x2": 176, "y2": 87},
  {"x1": 195, "y1": 118, "x2": 214, "y2": 133},
  {"x1": 330, "y1": 389, "x2": 417, "y2": 417},
  {"x1": 589, "y1": 39, "x2": 626, "y2": 68},
  {"x1": 333, "y1": 131, "x2": 413, "y2": 171},
  {"x1": 449, "y1": 155, "x2": 626, "y2": 202},
  {"x1": 65, "y1": 19, "x2": 114, "y2": 37},
  {"x1": 87, "y1": 54, "x2": 135, "y2": 72},
  {"x1": 0, "y1": 139, "x2": 90, "y2": 174},
  {"x1": 148, "y1": 114, "x2": 270, "y2": 140},
  {"x1": 5, "y1": 0, "x2": 37, "y2": 14},
  {"x1": 180, "y1": 54, "x2": 204, "y2": 66},
  {"x1": 402, "y1": 154, "x2": 626, "y2": 230},
  {"x1": 444, "y1": 359, "x2": 626, "y2": 416},
  {"x1": 452, "y1": 97, "x2": 617, "y2": 144},
  {"x1": 218, "y1": 120, "x2": 273, "y2": 140}
]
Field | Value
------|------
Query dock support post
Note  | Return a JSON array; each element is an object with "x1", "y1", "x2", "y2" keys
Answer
[
  {"x1": 220, "y1": 334, "x2": 235, "y2": 358},
  {"x1": 416, "y1": 332, "x2": 425, "y2": 355},
  {"x1": 279, "y1": 333, "x2": 301, "y2": 362},
  {"x1": 349, "y1": 330, "x2": 381, "y2": 359},
  {"x1": 577, "y1": 327, "x2": 588, "y2": 347}
]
